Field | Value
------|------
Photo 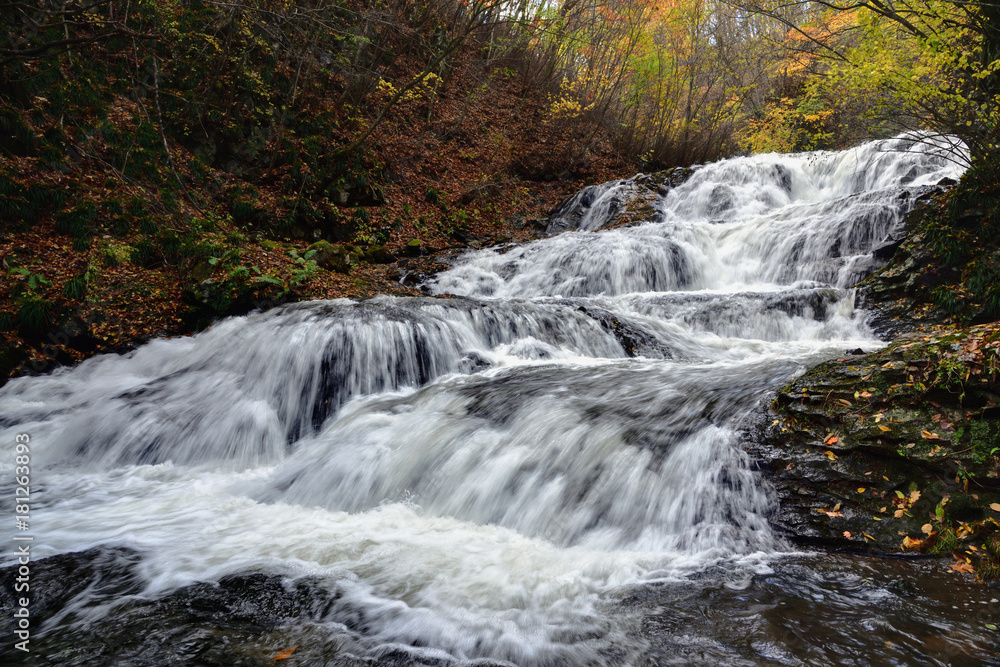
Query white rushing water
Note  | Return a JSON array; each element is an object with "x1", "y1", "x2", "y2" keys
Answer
[{"x1": 0, "y1": 134, "x2": 966, "y2": 665}]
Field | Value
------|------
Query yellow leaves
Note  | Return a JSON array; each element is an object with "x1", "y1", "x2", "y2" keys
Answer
[
  {"x1": 823, "y1": 450, "x2": 837, "y2": 461},
  {"x1": 857, "y1": 487, "x2": 866, "y2": 494},
  {"x1": 877, "y1": 425, "x2": 891, "y2": 432},
  {"x1": 921, "y1": 430, "x2": 941, "y2": 440},
  {"x1": 274, "y1": 646, "x2": 298, "y2": 661},
  {"x1": 901, "y1": 535, "x2": 924, "y2": 550},
  {"x1": 836, "y1": 398, "x2": 852, "y2": 407},
  {"x1": 817, "y1": 502, "x2": 843, "y2": 518}
]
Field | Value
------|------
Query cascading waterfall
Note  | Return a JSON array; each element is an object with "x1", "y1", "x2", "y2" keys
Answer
[{"x1": 0, "y1": 134, "x2": 968, "y2": 665}]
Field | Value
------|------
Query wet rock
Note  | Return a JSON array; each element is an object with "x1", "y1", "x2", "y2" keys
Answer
[
  {"x1": 577, "y1": 305, "x2": 674, "y2": 358},
  {"x1": 751, "y1": 325, "x2": 1000, "y2": 557},
  {"x1": 546, "y1": 168, "x2": 694, "y2": 235},
  {"x1": 393, "y1": 256, "x2": 453, "y2": 288}
]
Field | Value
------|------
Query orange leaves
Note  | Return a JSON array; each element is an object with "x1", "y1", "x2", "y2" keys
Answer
[
  {"x1": 891, "y1": 489, "x2": 920, "y2": 518},
  {"x1": 920, "y1": 430, "x2": 941, "y2": 440},
  {"x1": 274, "y1": 645, "x2": 298, "y2": 661},
  {"x1": 901, "y1": 535, "x2": 924, "y2": 550},
  {"x1": 824, "y1": 434, "x2": 839, "y2": 445},
  {"x1": 950, "y1": 561, "x2": 975, "y2": 573}
]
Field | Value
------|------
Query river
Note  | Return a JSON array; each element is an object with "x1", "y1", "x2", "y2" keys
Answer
[{"x1": 3, "y1": 134, "x2": 998, "y2": 665}]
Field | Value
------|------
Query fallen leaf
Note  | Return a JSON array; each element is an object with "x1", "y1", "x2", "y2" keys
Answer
[
  {"x1": 857, "y1": 487, "x2": 866, "y2": 493},
  {"x1": 894, "y1": 509, "x2": 905, "y2": 518},
  {"x1": 274, "y1": 646, "x2": 298, "y2": 661},
  {"x1": 824, "y1": 435, "x2": 839, "y2": 445},
  {"x1": 837, "y1": 398, "x2": 851, "y2": 407},
  {"x1": 878, "y1": 425, "x2": 892, "y2": 432},
  {"x1": 863, "y1": 532, "x2": 876, "y2": 540},
  {"x1": 824, "y1": 450, "x2": 837, "y2": 461},
  {"x1": 921, "y1": 430, "x2": 941, "y2": 440},
  {"x1": 843, "y1": 531, "x2": 852, "y2": 539},
  {"x1": 879, "y1": 506, "x2": 887, "y2": 513},
  {"x1": 921, "y1": 523, "x2": 934, "y2": 535},
  {"x1": 909, "y1": 490, "x2": 921, "y2": 504},
  {"x1": 950, "y1": 562, "x2": 975, "y2": 573},
  {"x1": 990, "y1": 503, "x2": 1000, "y2": 512}
]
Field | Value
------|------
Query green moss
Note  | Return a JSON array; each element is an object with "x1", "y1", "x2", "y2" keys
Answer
[{"x1": 969, "y1": 420, "x2": 1000, "y2": 465}]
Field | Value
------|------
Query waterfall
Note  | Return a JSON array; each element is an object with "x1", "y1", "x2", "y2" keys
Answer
[{"x1": 0, "y1": 133, "x2": 966, "y2": 665}]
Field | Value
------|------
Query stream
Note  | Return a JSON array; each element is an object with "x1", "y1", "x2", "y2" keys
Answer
[{"x1": 3, "y1": 134, "x2": 998, "y2": 666}]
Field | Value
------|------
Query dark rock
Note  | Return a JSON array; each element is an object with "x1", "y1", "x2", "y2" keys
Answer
[
  {"x1": 362, "y1": 245, "x2": 396, "y2": 264},
  {"x1": 751, "y1": 329, "x2": 1000, "y2": 553},
  {"x1": 325, "y1": 182, "x2": 386, "y2": 207},
  {"x1": 393, "y1": 256, "x2": 453, "y2": 287},
  {"x1": 404, "y1": 239, "x2": 424, "y2": 257},
  {"x1": 0, "y1": 340, "x2": 29, "y2": 386}
]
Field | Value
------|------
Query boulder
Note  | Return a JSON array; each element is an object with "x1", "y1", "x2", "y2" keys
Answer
[
  {"x1": 307, "y1": 241, "x2": 356, "y2": 273},
  {"x1": 751, "y1": 326, "x2": 1000, "y2": 557}
]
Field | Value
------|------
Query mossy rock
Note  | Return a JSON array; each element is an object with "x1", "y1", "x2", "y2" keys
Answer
[
  {"x1": 361, "y1": 245, "x2": 396, "y2": 264},
  {"x1": 404, "y1": 239, "x2": 423, "y2": 257},
  {"x1": 307, "y1": 240, "x2": 355, "y2": 273},
  {"x1": 753, "y1": 323, "x2": 1000, "y2": 570}
]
